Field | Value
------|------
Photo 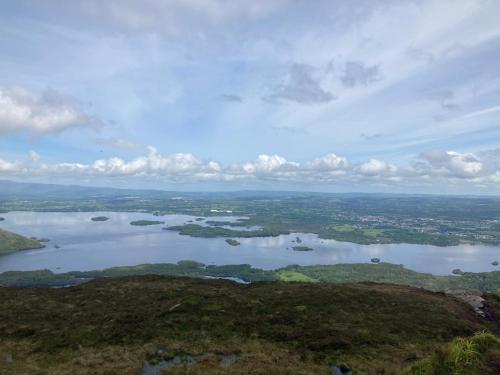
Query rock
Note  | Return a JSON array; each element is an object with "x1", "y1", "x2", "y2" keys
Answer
[{"x1": 445, "y1": 288, "x2": 486, "y2": 317}]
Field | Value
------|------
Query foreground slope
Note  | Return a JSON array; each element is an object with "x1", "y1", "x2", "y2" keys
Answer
[{"x1": 0, "y1": 276, "x2": 499, "y2": 374}]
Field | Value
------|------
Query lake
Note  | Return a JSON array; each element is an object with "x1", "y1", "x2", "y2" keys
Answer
[{"x1": 0, "y1": 211, "x2": 499, "y2": 275}]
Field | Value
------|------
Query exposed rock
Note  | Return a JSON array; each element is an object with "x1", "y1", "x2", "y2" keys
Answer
[{"x1": 445, "y1": 288, "x2": 486, "y2": 317}]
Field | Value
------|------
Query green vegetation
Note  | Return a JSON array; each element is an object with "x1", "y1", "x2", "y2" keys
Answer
[
  {"x1": 166, "y1": 224, "x2": 286, "y2": 238},
  {"x1": 2, "y1": 262, "x2": 500, "y2": 297},
  {"x1": 225, "y1": 239, "x2": 240, "y2": 246},
  {"x1": 91, "y1": 216, "x2": 109, "y2": 221},
  {"x1": 0, "y1": 228, "x2": 44, "y2": 254},
  {"x1": 291, "y1": 245, "x2": 313, "y2": 251},
  {"x1": 0, "y1": 275, "x2": 498, "y2": 374},
  {"x1": 404, "y1": 331, "x2": 500, "y2": 374},
  {"x1": 277, "y1": 263, "x2": 500, "y2": 296},
  {"x1": 206, "y1": 220, "x2": 248, "y2": 227},
  {"x1": 130, "y1": 220, "x2": 164, "y2": 226},
  {"x1": 277, "y1": 269, "x2": 319, "y2": 282}
]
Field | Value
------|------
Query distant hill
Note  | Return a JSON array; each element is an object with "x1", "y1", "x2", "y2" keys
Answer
[{"x1": 0, "y1": 180, "x2": 170, "y2": 200}]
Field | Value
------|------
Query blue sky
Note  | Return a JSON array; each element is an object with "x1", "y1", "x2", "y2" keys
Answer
[{"x1": 0, "y1": 0, "x2": 499, "y2": 193}]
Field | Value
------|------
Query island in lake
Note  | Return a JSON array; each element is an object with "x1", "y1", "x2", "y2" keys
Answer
[
  {"x1": 292, "y1": 245, "x2": 313, "y2": 251},
  {"x1": 91, "y1": 216, "x2": 110, "y2": 222},
  {"x1": 130, "y1": 220, "x2": 165, "y2": 226},
  {"x1": 225, "y1": 239, "x2": 240, "y2": 246},
  {"x1": 0, "y1": 228, "x2": 44, "y2": 254}
]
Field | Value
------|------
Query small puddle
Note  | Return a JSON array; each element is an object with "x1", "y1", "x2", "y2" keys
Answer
[
  {"x1": 142, "y1": 352, "x2": 238, "y2": 375},
  {"x1": 204, "y1": 276, "x2": 250, "y2": 284}
]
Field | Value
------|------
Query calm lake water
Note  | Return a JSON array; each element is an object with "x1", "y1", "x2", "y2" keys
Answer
[{"x1": 0, "y1": 211, "x2": 499, "y2": 275}]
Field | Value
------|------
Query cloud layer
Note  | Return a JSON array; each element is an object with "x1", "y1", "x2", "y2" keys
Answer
[{"x1": 1, "y1": 147, "x2": 498, "y2": 189}]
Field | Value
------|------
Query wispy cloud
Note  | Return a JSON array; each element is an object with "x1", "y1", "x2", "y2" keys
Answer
[{"x1": 460, "y1": 105, "x2": 500, "y2": 119}]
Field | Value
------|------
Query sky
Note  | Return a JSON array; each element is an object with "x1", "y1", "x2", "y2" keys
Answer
[{"x1": 0, "y1": 0, "x2": 499, "y2": 194}]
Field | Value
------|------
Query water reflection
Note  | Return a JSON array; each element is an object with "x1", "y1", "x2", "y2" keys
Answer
[{"x1": 0, "y1": 211, "x2": 499, "y2": 275}]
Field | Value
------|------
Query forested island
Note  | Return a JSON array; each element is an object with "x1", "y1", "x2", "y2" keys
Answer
[
  {"x1": 0, "y1": 228, "x2": 44, "y2": 254},
  {"x1": 91, "y1": 216, "x2": 109, "y2": 222},
  {"x1": 292, "y1": 245, "x2": 313, "y2": 251},
  {"x1": 130, "y1": 220, "x2": 165, "y2": 226}
]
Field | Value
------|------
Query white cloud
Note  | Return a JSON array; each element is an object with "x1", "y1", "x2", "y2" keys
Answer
[
  {"x1": 0, "y1": 87, "x2": 103, "y2": 135},
  {"x1": 358, "y1": 159, "x2": 397, "y2": 176},
  {"x1": 418, "y1": 150, "x2": 483, "y2": 177},
  {"x1": 307, "y1": 153, "x2": 349, "y2": 171},
  {"x1": 0, "y1": 159, "x2": 20, "y2": 172},
  {"x1": 36, "y1": 146, "x2": 221, "y2": 180},
  {"x1": 0, "y1": 148, "x2": 498, "y2": 189}
]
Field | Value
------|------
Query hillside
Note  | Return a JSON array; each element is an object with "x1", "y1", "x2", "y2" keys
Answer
[
  {"x1": 0, "y1": 228, "x2": 43, "y2": 254},
  {"x1": 0, "y1": 276, "x2": 499, "y2": 374}
]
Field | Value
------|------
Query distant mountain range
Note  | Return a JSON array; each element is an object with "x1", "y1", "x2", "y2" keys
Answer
[
  {"x1": 0, "y1": 179, "x2": 491, "y2": 200},
  {"x1": 0, "y1": 180, "x2": 326, "y2": 200}
]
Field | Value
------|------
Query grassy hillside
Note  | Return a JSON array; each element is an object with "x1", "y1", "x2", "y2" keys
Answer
[
  {"x1": 0, "y1": 228, "x2": 43, "y2": 254},
  {"x1": 0, "y1": 276, "x2": 499, "y2": 374}
]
